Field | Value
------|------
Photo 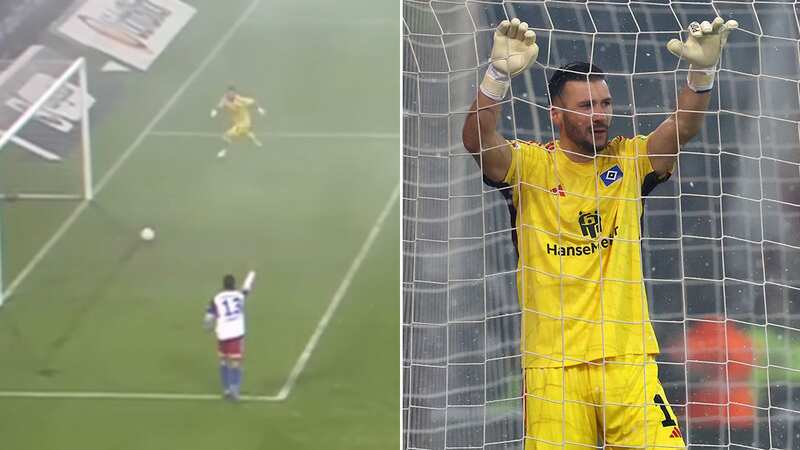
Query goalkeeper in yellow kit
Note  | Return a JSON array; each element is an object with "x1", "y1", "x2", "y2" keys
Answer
[
  {"x1": 462, "y1": 16, "x2": 738, "y2": 450},
  {"x1": 210, "y1": 86, "x2": 265, "y2": 158}
]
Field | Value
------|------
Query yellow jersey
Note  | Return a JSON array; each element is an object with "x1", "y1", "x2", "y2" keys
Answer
[
  {"x1": 503, "y1": 136, "x2": 662, "y2": 368},
  {"x1": 223, "y1": 95, "x2": 254, "y2": 125}
]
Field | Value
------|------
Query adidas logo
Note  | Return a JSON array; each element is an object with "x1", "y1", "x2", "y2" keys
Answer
[{"x1": 669, "y1": 427, "x2": 682, "y2": 439}]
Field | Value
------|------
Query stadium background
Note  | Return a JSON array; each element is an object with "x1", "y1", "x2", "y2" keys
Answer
[
  {"x1": 403, "y1": 1, "x2": 800, "y2": 449},
  {"x1": 0, "y1": 0, "x2": 400, "y2": 449}
]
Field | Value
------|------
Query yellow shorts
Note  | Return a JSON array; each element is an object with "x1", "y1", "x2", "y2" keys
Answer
[
  {"x1": 225, "y1": 121, "x2": 252, "y2": 139},
  {"x1": 524, "y1": 355, "x2": 685, "y2": 450}
]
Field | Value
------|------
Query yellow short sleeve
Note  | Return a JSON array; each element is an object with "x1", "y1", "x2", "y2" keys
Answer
[
  {"x1": 614, "y1": 134, "x2": 671, "y2": 195},
  {"x1": 626, "y1": 135, "x2": 655, "y2": 178}
]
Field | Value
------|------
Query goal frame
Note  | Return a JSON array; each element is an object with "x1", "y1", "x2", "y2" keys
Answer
[
  {"x1": 0, "y1": 56, "x2": 93, "y2": 201},
  {"x1": 0, "y1": 56, "x2": 93, "y2": 306}
]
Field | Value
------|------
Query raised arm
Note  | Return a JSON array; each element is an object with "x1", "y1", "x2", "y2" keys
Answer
[
  {"x1": 462, "y1": 18, "x2": 539, "y2": 183},
  {"x1": 463, "y1": 92, "x2": 513, "y2": 182},
  {"x1": 647, "y1": 17, "x2": 738, "y2": 175},
  {"x1": 241, "y1": 270, "x2": 255, "y2": 295}
]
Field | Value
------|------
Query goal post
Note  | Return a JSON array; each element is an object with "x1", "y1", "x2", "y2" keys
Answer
[
  {"x1": 403, "y1": 1, "x2": 800, "y2": 449},
  {"x1": 0, "y1": 49, "x2": 94, "y2": 201},
  {"x1": 0, "y1": 48, "x2": 95, "y2": 306}
]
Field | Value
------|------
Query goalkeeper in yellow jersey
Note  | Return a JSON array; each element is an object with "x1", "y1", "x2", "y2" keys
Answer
[
  {"x1": 463, "y1": 16, "x2": 737, "y2": 450},
  {"x1": 210, "y1": 86, "x2": 265, "y2": 158}
]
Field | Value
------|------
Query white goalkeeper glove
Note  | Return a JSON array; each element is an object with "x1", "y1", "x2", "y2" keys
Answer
[
  {"x1": 667, "y1": 17, "x2": 738, "y2": 92},
  {"x1": 210, "y1": 109, "x2": 218, "y2": 118},
  {"x1": 257, "y1": 107, "x2": 265, "y2": 116},
  {"x1": 480, "y1": 18, "x2": 539, "y2": 101}
]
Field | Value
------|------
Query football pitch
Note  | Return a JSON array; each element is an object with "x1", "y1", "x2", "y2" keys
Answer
[{"x1": 0, "y1": 0, "x2": 399, "y2": 448}]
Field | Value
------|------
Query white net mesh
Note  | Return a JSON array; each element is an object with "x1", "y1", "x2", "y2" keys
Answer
[{"x1": 402, "y1": 1, "x2": 800, "y2": 449}]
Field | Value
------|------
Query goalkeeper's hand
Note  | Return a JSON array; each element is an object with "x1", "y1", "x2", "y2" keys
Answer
[
  {"x1": 667, "y1": 17, "x2": 738, "y2": 92},
  {"x1": 257, "y1": 107, "x2": 265, "y2": 116},
  {"x1": 480, "y1": 18, "x2": 539, "y2": 101},
  {"x1": 210, "y1": 109, "x2": 218, "y2": 118}
]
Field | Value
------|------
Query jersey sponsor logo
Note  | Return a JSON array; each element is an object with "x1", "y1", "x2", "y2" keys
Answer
[
  {"x1": 600, "y1": 164, "x2": 623, "y2": 187},
  {"x1": 545, "y1": 224, "x2": 619, "y2": 257},
  {"x1": 546, "y1": 239, "x2": 611, "y2": 256},
  {"x1": 578, "y1": 210, "x2": 602, "y2": 238}
]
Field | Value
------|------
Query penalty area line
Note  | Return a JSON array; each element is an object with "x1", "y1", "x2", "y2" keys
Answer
[
  {"x1": 0, "y1": 390, "x2": 282, "y2": 402},
  {"x1": 275, "y1": 183, "x2": 400, "y2": 401}
]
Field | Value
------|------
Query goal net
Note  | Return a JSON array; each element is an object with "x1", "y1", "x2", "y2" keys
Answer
[
  {"x1": 403, "y1": 1, "x2": 800, "y2": 449},
  {"x1": 0, "y1": 46, "x2": 93, "y2": 303}
]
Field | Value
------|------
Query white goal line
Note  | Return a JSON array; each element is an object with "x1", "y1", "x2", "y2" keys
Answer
[
  {"x1": 148, "y1": 130, "x2": 399, "y2": 140},
  {"x1": 0, "y1": 183, "x2": 399, "y2": 402}
]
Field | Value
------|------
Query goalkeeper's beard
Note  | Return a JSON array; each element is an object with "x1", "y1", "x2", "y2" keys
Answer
[{"x1": 562, "y1": 115, "x2": 610, "y2": 156}]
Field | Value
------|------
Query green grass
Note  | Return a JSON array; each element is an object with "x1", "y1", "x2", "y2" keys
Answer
[{"x1": 0, "y1": 0, "x2": 399, "y2": 448}]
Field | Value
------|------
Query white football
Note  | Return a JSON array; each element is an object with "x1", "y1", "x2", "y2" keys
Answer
[{"x1": 140, "y1": 227, "x2": 155, "y2": 241}]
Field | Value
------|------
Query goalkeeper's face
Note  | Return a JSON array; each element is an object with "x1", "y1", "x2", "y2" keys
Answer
[{"x1": 552, "y1": 79, "x2": 613, "y2": 155}]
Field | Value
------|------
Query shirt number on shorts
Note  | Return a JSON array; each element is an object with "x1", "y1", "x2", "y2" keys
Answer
[{"x1": 654, "y1": 394, "x2": 677, "y2": 427}]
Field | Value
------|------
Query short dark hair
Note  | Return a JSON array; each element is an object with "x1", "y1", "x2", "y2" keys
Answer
[
  {"x1": 548, "y1": 62, "x2": 606, "y2": 100},
  {"x1": 223, "y1": 274, "x2": 236, "y2": 290}
]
